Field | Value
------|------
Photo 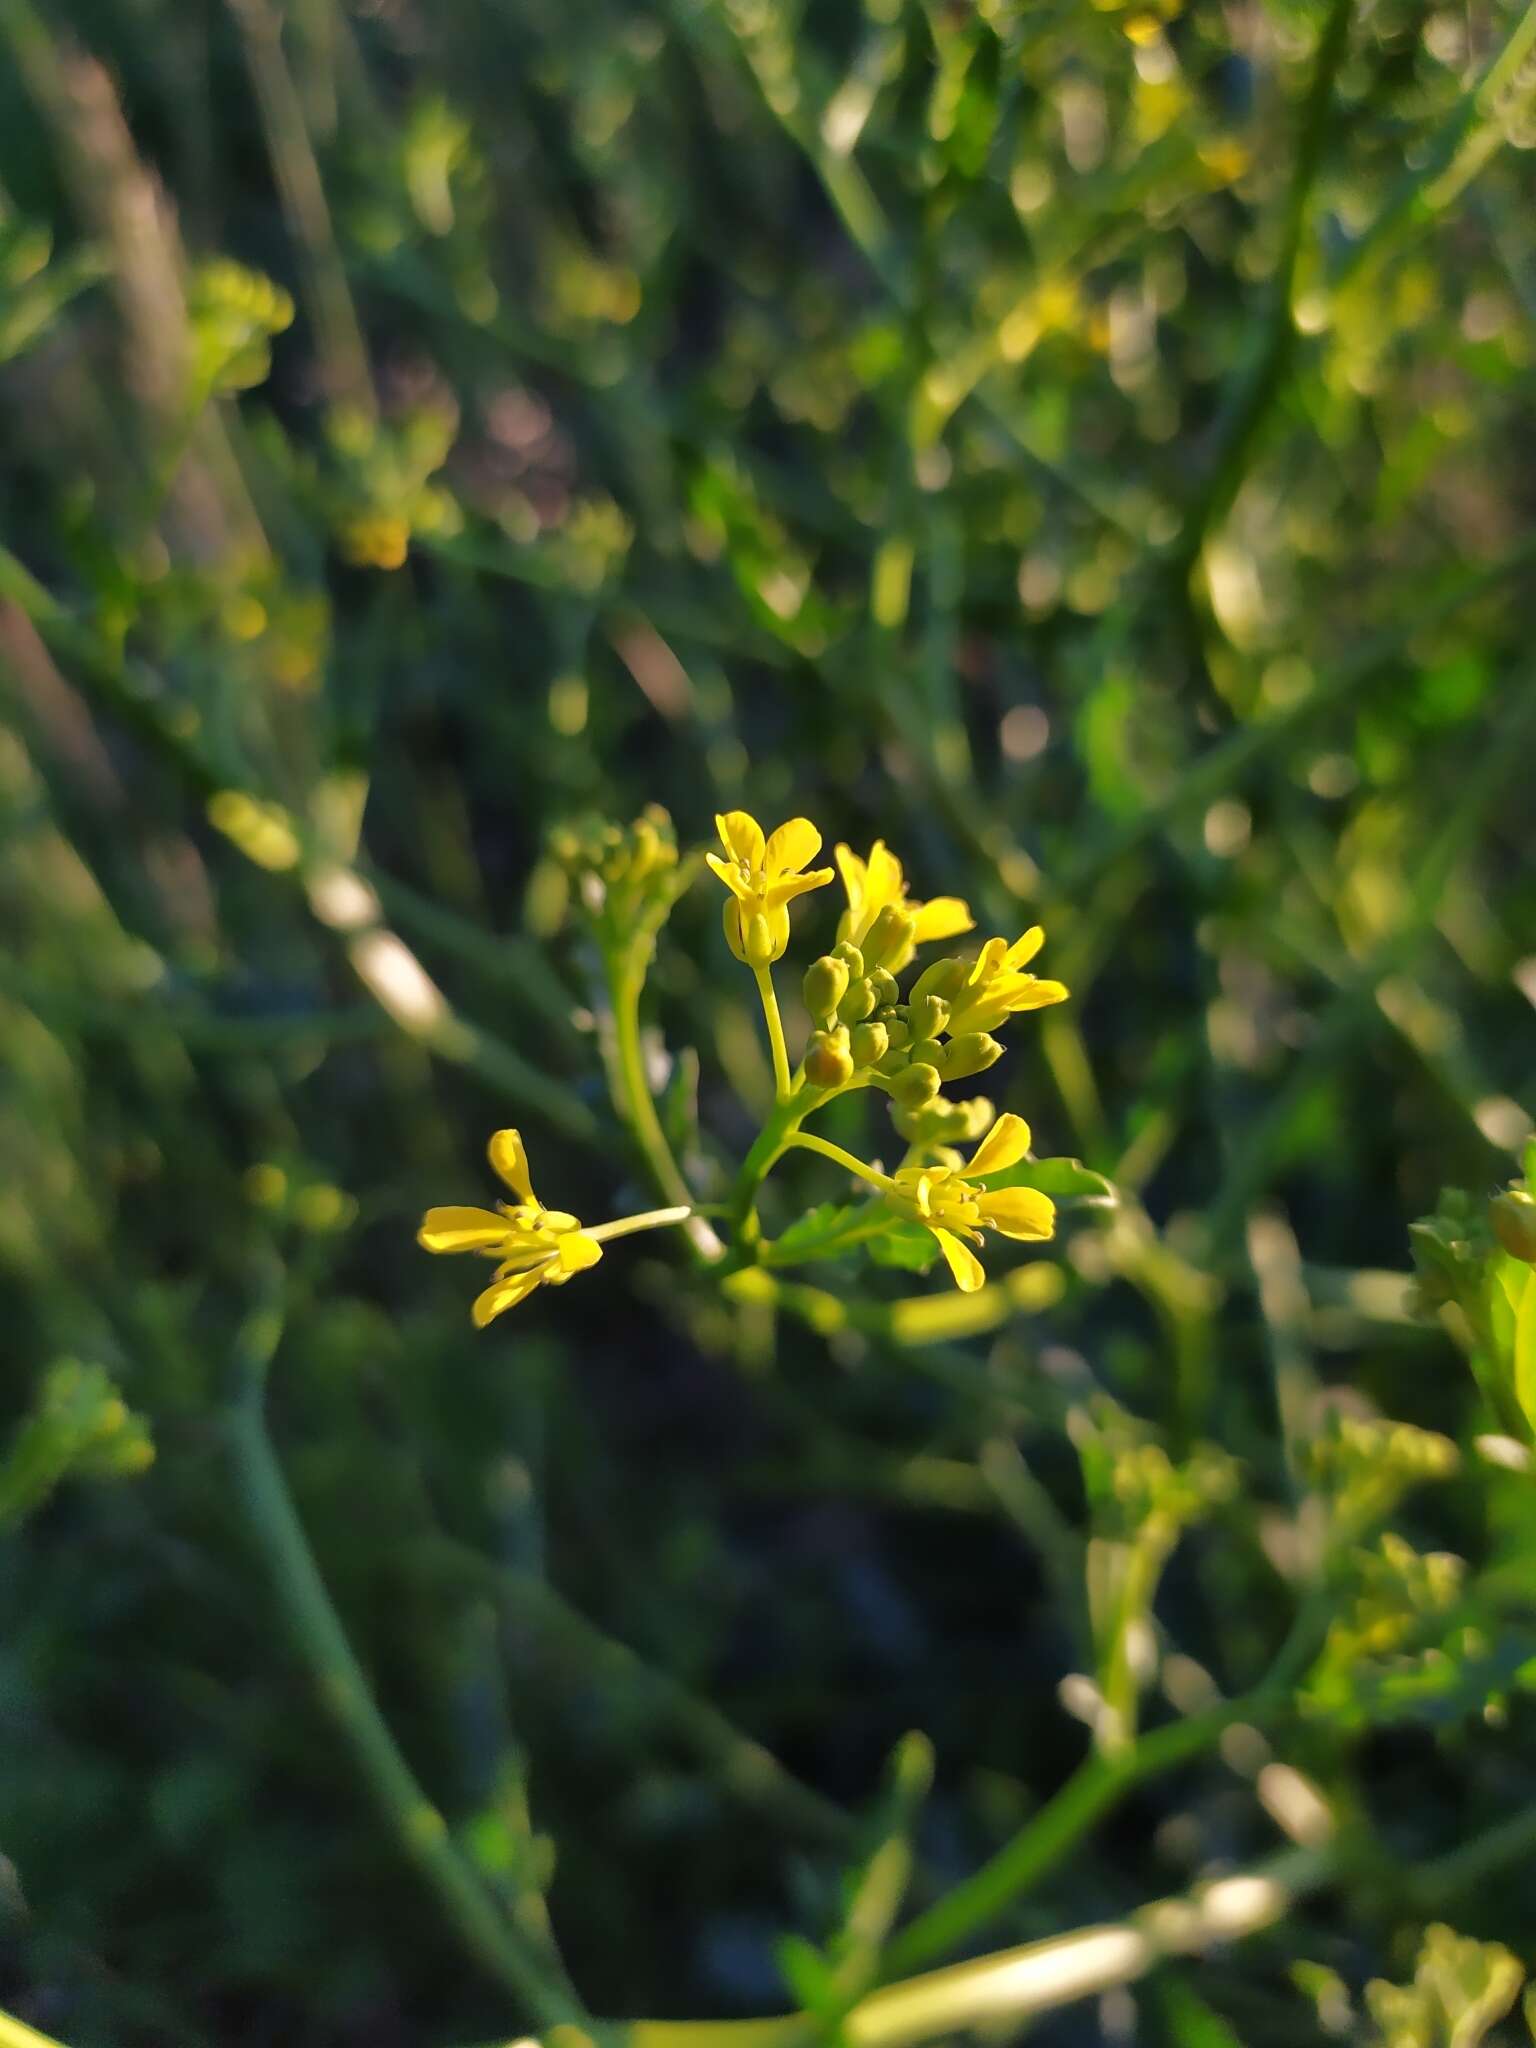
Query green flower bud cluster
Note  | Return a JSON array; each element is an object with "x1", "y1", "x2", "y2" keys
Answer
[
  {"x1": 1072, "y1": 1398, "x2": 1239, "y2": 1546},
  {"x1": 1363, "y1": 1924, "x2": 1525, "y2": 2048},
  {"x1": 800, "y1": 938, "x2": 1004, "y2": 1111},
  {"x1": 1304, "y1": 1412, "x2": 1459, "y2": 1542},
  {"x1": 890, "y1": 1093, "x2": 997, "y2": 1147},
  {"x1": 548, "y1": 806, "x2": 688, "y2": 957},
  {"x1": 1314, "y1": 1532, "x2": 1465, "y2": 1674},
  {"x1": 188, "y1": 257, "x2": 294, "y2": 395},
  {"x1": 0, "y1": 1360, "x2": 154, "y2": 1530}
]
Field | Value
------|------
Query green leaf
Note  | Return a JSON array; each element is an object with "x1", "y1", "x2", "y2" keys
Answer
[
  {"x1": 1155, "y1": 1976, "x2": 1244, "y2": 2048},
  {"x1": 868, "y1": 1222, "x2": 941, "y2": 1272},
  {"x1": 982, "y1": 1156, "x2": 1116, "y2": 1205},
  {"x1": 1513, "y1": 1263, "x2": 1536, "y2": 1440},
  {"x1": 774, "y1": 1196, "x2": 884, "y2": 1261},
  {"x1": 1334, "y1": 1629, "x2": 1536, "y2": 1732},
  {"x1": 775, "y1": 1933, "x2": 839, "y2": 2019}
]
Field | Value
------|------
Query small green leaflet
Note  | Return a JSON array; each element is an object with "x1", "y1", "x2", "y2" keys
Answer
[
  {"x1": 1512, "y1": 1262, "x2": 1536, "y2": 1441},
  {"x1": 769, "y1": 1201, "x2": 905, "y2": 1265},
  {"x1": 981, "y1": 1156, "x2": 1116, "y2": 1205},
  {"x1": 867, "y1": 1222, "x2": 941, "y2": 1273}
]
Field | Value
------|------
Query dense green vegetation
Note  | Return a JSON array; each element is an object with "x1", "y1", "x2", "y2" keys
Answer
[{"x1": 2, "y1": 0, "x2": 1536, "y2": 2042}]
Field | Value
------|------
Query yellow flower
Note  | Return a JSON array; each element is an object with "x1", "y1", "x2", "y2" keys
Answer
[
  {"x1": 705, "y1": 811, "x2": 834, "y2": 965},
  {"x1": 946, "y1": 927, "x2": 1069, "y2": 1035},
  {"x1": 418, "y1": 1128, "x2": 602, "y2": 1327},
  {"x1": 834, "y1": 839, "x2": 972, "y2": 971},
  {"x1": 885, "y1": 1112, "x2": 1056, "y2": 1292}
]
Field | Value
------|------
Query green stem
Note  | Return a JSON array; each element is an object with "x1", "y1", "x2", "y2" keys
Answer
[
  {"x1": 784, "y1": 1131, "x2": 892, "y2": 1192},
  {"x1": 586, "y1": 1206, "x2": 693, "y2": 1244},
  {"x1": 754, "y1": 964, "x2": 793, "y2": 1101},
  {"x1": 621, "y1": 1844, "x2": 1328, "y2": 2048},
  {"x1": 727, "y1": 1087, "x2": 818, "y2": 1250},
  {"x1": 227, "y1": 1312, "x2": 585, "y2": 2028},
  {"x1": 883, "y1": 1698, "x2": 1235, "y2": 1975},
  {"x1": 885, "y1": 1590, "x2": 1331, "y2": 1974},
  {"x1": 608, "y1": 953, "x2": 723, "y2": 1259},
  {"x1": 1415, "y1": 1796, "x2": 1536, "y2": 1909}
]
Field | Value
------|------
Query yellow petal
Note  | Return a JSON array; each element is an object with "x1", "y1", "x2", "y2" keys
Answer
[
  {"x1": 1004, "y1": 926, "x2": 1046, "y2": 970},
  {"x1": 968, "y1": 936, "x2": 1008, "y2": 986},
  {"x1": 963, "y1": 1112, "x2": 1033, "y2": 1179},
  {"x1": 765, "y1": 864, "x2": 834, "y2": 907},
  {"x1": 996, "y1": 976, "x2": 1069, "y2": 1013},
  {"x1": 864, "y1": 839, "x2": 903, "y2": 912},
  {"x1": 716, "y1": 810, "x2": 765, "y2": 870},
  {"x1": 912, "y1": 895, "x2": 974, "y2": 944},
  {"x1": 472, "y1": 1265, "x2": 545, "y2": 1327},
  {"x1": 933, "y1": 1227, "x2": 986, "y2": 1292},
  {"x1": 488, "y1": 1129, "x2": 536, "y2": 1204},
  {"x1": 764, "y1": 816, "x2": 823, "y2": 878},
  {"x1": 554, "y1": 1230, "x2": 603, "y2": 1274},
  {"x1": 834, "y1": 841, "x2": 866, "y2": 911},
  {"x1": 977, "y1": 1187, "x2": 1057, "y2": 1241},
  {"x1": 418, "y1": 1205, "x2": 511, "y2": 1254},
  {"x1": 705, "y1": 850, "x2": 755, "y2": 900}
]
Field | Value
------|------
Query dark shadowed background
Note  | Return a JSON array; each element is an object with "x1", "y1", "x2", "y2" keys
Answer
[{"x1": 2, "y1": 0, "x2": 1535, "y2": 2042}]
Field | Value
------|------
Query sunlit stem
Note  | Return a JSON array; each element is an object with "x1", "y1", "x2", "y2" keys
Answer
[
  {"x1": 606, "y1": 946, "x2": 724, "y2": 1260},
  {"x1": 784, "y1": 1132, "x2": 892, "y2": 1193},
  {"x1": 753, "y1": 964, "x2": 793, "y2": 1101},
  {"x1": 727, "y1": 1075, "x2": 881, "y2": 1255},
  {"x1": 586, "y1": 1206, "x2": 693, "y2": 1244}
]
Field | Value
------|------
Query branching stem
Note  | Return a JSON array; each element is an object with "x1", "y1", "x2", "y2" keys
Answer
[
  {"x1": 227, "y1": 1300, "x2": 585, "y2": 2029},
  {"x1": 607, "y1": 951, "x2": 723, "y2": 1259},
  {"x1": 784, "y1": 1131, "x2": 891, "y2": 1192}
]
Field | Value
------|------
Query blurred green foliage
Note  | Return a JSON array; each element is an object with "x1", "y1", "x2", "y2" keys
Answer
[{"x1": 1, "y1": 0, "x2": 1535, "y2": 2041}]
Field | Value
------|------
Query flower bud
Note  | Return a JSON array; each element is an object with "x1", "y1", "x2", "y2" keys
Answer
[
  {"x1": 1491, "y1": 1191, "x2": 1536, "y2": 1264},
  {"x1": 893, "y1": 1093, "x2": 998, "y2": 1145},
  {"x1": 939, "y1": 1032, "x2": 1003, "y2": 1081},
  {"x1": 863, "y1": 905, "x2": 918, "y2": 972},
  {"x1": 850, "y1": 1020, "x2": 889, "y2": 1069},
  {"x1": 833, "y1": 941, "x2": 865, "y2": 979},
  {"x1": 838, "y1": 979, "x2": 876, "y2": 1026},
  {"x1": 630, "y1": 818, "x2": 667, "y2": 883},
  {"x1": 892, "y1": 1062, "x2": 941, "y2": 1108},
  {"x1": 910, "y1": 994, "x2": 949, "y2": 1041},
  {"x1": 883, "y1": 1015, "x2": 911, "y2": 1051},
  {"x1": 805, "y1": 1029, "x2": 855, "y2": 1090},
  {"x1": 906, "y1": 1037, "x2": 945, "y2": 1068},
  {"x1": 910, "y1": 956, "x2": 969, "y2": 1005},
  {"x1": 803, "y1": 955, "x2": 850, "y2": 1023},
  {"x1": 744, "y1": 910, "x2": 778, "y2": 968},
  {"x1": 868, "y1": 968, "x2": 899, "y2": 1007}
]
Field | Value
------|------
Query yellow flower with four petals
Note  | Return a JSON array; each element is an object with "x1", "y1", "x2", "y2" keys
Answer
[
  {"x1": 945, "y1": 927, "x2": 1069, "y2": 1036},
  {"x1": 884, "y1": 1112, "x2": 1056, "y2": 1292},
  {"x1": 705, "y1": 810, "x2": 834, "y2": 965},
  {"x1": 834, "y1": 839, "x2": 973, "y2": 972},
  {"x1": 418, "y1": 1129, "x2": 604, "y2": 1327}
]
